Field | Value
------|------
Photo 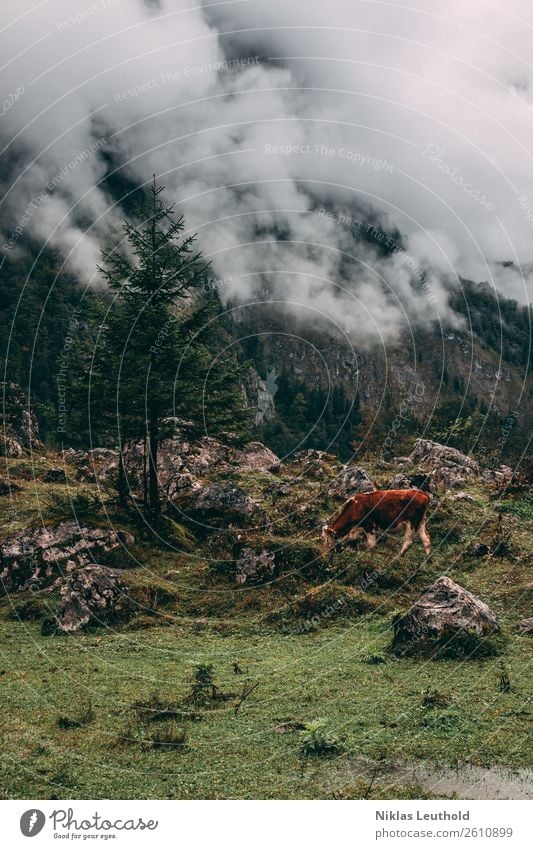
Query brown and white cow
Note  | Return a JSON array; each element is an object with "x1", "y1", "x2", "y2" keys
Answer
[{"x1": 322, "y1": 489, "x2": 431, "y2": 557}]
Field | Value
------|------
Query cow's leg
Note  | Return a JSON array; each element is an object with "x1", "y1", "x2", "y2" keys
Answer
[
  {"x1": 399, "y1": 522, "x2": 414, "y2": 555},
  {"x1": 418, "y1": 519, "x2": 431, "y2": 557}
]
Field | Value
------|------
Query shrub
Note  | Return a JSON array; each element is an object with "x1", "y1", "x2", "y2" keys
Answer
[
  {"x1": 188, "y1": 661, "x2": 217, "y2": 706},
  {"x1": 299, "y1": 720, "x2": 343, "y2": 758},
  {"x1": 499, "y1": 663, "x2": 511, "y2": 693},
  {"x1": 41, "y1": 617, "x2": 59, "y2": 636},
  {"x1": 44, "y1": 488, "x2": 102, "y2": 520},
  {"x1": 185, "y1": 661, "x2": 235, "y2": 707}
]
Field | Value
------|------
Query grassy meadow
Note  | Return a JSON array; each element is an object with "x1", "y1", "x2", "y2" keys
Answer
[{"x1": 0, "y1": 452, "x2": 531, "y2": 799}]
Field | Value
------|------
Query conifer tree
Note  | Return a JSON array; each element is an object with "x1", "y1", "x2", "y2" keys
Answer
[{"x1": 81, "y1": 178, "x2": 247, "y2": 520}]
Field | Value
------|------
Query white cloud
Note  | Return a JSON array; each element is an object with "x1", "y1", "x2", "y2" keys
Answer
[{"x1": 0, "y1": 0, "x2": 531, "y2": 348}]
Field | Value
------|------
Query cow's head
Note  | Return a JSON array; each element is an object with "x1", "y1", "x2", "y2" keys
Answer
[{"x1": 321, "y1": 524, "x2": 336, "y2": 551}]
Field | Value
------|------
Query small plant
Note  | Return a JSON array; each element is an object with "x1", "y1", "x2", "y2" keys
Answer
[
  {"x1": 491, "y1": 513, "x2": 512, "y2": 558},
  {"x1": 44, "y1": 488, "x2": 102, "y2": 521},
  {"x1": 421, "y1": 688, "x2": 450, "y2": 709},
  {"x1": 186, "y1": 661, "x2": 236, "y2": 707},
  {"x1": 499, "y1": 662, "x2": 511, "y2": 693},
  {"x1": 190, "y1": 661, "x2": 216, "y2": 705},
  {"x1": 41, "y1": 617, "x2": 59, "y2": 637},
  {"x1": 57, "y1": 701, "x2": 94, "y2": 730},
  {"x1": 299, "y1": 720, "x2": 343, "y2": 758}
]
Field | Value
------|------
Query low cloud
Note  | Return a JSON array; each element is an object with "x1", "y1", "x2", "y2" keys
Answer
[{"x1": 0, "y1": 0, "x2": 530, "y2": 348}]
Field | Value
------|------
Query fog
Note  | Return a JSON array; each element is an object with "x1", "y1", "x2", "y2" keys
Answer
[{"x1": 1, "y1": 0, "x2": 531, "y2": 345}]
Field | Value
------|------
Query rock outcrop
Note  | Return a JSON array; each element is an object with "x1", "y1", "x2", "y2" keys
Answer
[
  {"x1": 124, "y1": 420, "x2": 279, "y2": 501},
  {"x1": 388, "y1": 472, "x2": 434, "y2": 494},
  {"x1": 53, "y1": 564, "x2": 130, "y2": 633},
  {"x1": 64, "y1": 448, "x2": 119, "y2": 484},
  {"x1": 182, "y1": 483, "x2": 261, "y2": 529},
  {"x1": 0, "y1": 522, "x2": 135, "y2": 594},
  {"x1": 286, "y1": 450, "x2": 338, "y2": 480},
  {"x1": 0, "y1": 382, "x2": 41, "y2": 457},
  {"x1": 238, "y1": 442, "x2": 280, "y2": 472},
  {"x1": 243, "y1": 367, "x2": 277, "y2": 427},
  {"x1": 328, "y1": 465, "x2": 375, "y2": 498},
  {"x1": 233, "y1": 538, "x2": 323, "y2": 585},
  {"x1": 235, "y1": 547, "x2": 277, "y2": 585},
  {"x1": 392, "y1": 575, "x2": 500, "y2": 657},
  {"x1": 406, "y1": 439, "x2": 479, "y2": 488},
  {"x1": 481, "y1": 464, "x2": 514, "y2": 486}
]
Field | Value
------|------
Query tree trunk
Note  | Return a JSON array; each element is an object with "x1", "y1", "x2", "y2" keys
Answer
[
  {"x1": 148, "y1": 416, "x2": 160, "y2": 520},
  {"x1": 118, "y1": 442, "x2": 128, "y2": 509},
  {"x1": 143, "y1": 427, "x2": 148, "y2": 509}
]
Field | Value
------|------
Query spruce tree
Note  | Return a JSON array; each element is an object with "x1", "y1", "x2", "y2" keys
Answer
[{"x1": 80, "y1": 178, "x2": 247, "y2": 520}]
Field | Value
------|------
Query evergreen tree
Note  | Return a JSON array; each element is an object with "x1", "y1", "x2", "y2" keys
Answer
[{"x1": 76, "y1": 177, "x2": 247, "y2": 520}]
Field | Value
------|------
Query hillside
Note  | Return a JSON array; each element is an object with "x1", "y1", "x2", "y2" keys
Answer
[
  {"x1": 0, "y1": 220, "x2": 531, "y2": 803},
  {"x1": 0, "y1": 419, "x2": 531, "y2": 799},
  {"x1": 1, "y1": 252, "x2": 531, "y2": 461}
]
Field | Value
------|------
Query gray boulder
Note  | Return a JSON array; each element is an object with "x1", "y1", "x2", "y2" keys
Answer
[
  {"x1": 0, "y1": 522, "x2": 135, "y2": 594},
  {"x1": 54, "y1": 564, "x2": 130, "y2": 633},
  {"x1": 238, "y1": 442, "x2": 280, "y2": 472},
  {"x1": 407, "y1": 439, "x2": 479, "y2": 488},
  {"x1": 235, "y1": 547, "x2": 276, "y2": 585},
  {"x1": 64, "y1": 448, "x2": 119, "y2": 484},
  {"x1": 388, "y1": 472, "x2": 434, "y2": 494},
  {"x1": 288, "y1": 450, "x2": 339, "y2": 480},
  {"x1": 328, "y1": 465, "x2": 375, "y2": 498},
  {"x1": 124, "y1": 421, "x2": 279, "y2": 501},
  {"x1": 392, "y1": 575, "x2": 500, "y2": 657},
  {"x1": 190, "y1": 484, "x2": 260, "y2": 526},
  {"x1": 450, "y1": 491, "x2": 475, "y2": 503}
]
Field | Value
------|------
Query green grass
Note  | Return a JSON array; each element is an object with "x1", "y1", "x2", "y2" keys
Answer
[
  {"x1": 0, "y1": 613, "x2": 531, "y2": 799},
  {"x1": 0, "y1": 452, "x2": 531, "y2": 799}
]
